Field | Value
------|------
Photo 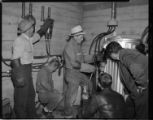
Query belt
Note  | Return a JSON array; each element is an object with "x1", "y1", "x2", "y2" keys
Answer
[
  {"x1": 64, "y1": 67, "x2": 79, "y2": 71},
  {"x1": 137, "y1": 86, "x2": 148, "y2": 93}
]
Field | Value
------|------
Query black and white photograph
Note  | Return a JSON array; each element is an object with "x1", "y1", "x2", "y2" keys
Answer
[{"x1": 1, "y1": 0, "x2": 149, "y2": 119}]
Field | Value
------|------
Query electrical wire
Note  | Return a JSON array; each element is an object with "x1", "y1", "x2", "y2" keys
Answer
[
  {"x1": 88, "y1": 25, "x2": 117, "y2": 91},
  {"x1": 89, "y1": 26, "x2": 116, "y2": 56},
  {"x1": 1, "y1": 57, "x2": 11, "y2": 67}
]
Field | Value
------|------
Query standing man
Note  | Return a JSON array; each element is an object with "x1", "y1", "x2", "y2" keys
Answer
[
  {"x1": 63, "y1": 25, "x2": 95, "y2": 117},
  {"x1": 104, "y1": 41, "x2": 148, "y2": 119},
  {"x1": 36, "y1": 58, "x2": 63, "y2": 118},
  {"x1": 11, "y1": 14, "x2": 53, "y2": 118}
]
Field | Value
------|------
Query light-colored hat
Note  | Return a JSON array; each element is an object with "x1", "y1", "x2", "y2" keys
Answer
[
  {"x1": 18, "y1": 15, "x2": 36, "y2": 33},
  {"x1": 70, "y1": 25, "x2": 85, "y2": 36}
]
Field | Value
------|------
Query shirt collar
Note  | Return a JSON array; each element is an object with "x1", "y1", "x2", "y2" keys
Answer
[{"x1": 22, "y1": 33, "x2": 30, "y2": 40}]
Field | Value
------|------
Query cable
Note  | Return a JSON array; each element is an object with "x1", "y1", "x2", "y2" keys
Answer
[{"x1": 1, "y1": 57, "x2": 11, "y2": 67}]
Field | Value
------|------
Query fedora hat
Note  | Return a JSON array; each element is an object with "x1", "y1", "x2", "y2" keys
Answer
[{"x1": 70, "y1": 25, "x2": 85, "y2": 36}]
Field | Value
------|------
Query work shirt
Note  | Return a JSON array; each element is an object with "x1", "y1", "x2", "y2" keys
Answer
[
  {"x1": 36, "y1": 66, "x2": 54, "y2": 93},
  {"x1": 63, "y1": 38, "x2": 84, "y2": 70},
  {"x1": 119, "y1": 49, "x2": 148, "y2": 91},
  {"x1": 12, "y1": 33, "x2": 40, "y2": 64}
]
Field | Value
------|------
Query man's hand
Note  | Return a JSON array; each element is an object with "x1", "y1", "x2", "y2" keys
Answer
[
  {"x1": 80, "y1": 63, "x2": 96, "y2": 73},
  {"x1": 37, "y1": 18, "x2": 54, "y2": 37},
  {"x1": 124, "y1": 94, "x2": 129, "y2": 101}
]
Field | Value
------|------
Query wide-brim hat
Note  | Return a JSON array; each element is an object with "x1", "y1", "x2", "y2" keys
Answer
[{"x1": 69, "y1": 25, "x2": 85, "y2": 36}]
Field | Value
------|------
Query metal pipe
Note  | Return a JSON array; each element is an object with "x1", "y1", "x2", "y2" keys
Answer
[
  {"x1": 22, "y1": 2, "x2": 25, "y2": 18},
  {"x1": 41, "y1": 6, "x2": 45, "y2": 21},
  {"x1": 48, "y1": 7, "x2": 51, "y2": 18},
  {"x1": 29, "y1": 2, "x2": 32, "y2": 16},
  {"x1": 111, "y1": 2, "x2": 117, "y2": 19}
]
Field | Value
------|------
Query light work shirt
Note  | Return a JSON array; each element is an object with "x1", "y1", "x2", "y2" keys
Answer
[
  {"x1": 63, "y1": 38, "x2": 84, "y2": 70},
  {"x1": 12, "y1": 33, "x2": 40, "y2": 64}
]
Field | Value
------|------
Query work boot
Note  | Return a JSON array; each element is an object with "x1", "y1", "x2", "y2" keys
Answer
[
  {"x1": 42, "y1": 109, "x2": 54, "y2": 118},
  {"x1": 61, "y1": 110, "x2": 73, "y2": 118}
]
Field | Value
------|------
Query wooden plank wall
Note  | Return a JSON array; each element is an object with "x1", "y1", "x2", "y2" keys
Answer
[
  {"x1": 2, "y1": 2, "x2": 83, "y2": 106},
  {"x1": 2, "y1": 0, "x2": 148, "y2": 107},
  {"x1": 2, "y1": 2, "x2": 83, "y2": 57},
  {"x1": 82, "y1": 0, "x2": 148, "y2": 53}
]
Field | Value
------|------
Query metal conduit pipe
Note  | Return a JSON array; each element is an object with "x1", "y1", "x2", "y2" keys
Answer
[
  {"x1": 29, "y1": 2, "x2": 33, "y2": 16},
  {"x1": 22, "y1": 2, "x2": 25, "y2": 18},
  {"x1": 41, "y1": 6, "x2": 45, "y2": 22},
  {"x1": 88, "y1": 2, "x2": 118, "y2": 91},
  {"x1": 48, "y1": 7, "x2": 51, "y2": 18},
  {"x1": 111, "y1": 2, "x2": 117, "y2": 20}
]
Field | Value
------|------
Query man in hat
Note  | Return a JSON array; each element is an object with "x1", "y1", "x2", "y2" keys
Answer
[
  {"x1": 63, "y1": 25, "x2": 95, "y2": 117},
  {"x1": 104, "y1": 41, "x2": 148, "y2": 119},
  {"x1": 11, "y1": 14, "x2": 53, "y2": 118}
]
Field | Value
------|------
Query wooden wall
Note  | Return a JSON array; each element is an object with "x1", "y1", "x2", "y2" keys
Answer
[
  {"x1": 2, "y1": 1, "x2": 148, "y2": 107},
  {"x1": 2, "y1": 2, "x2": 83, "y2": 56},
  {"x1": 2, "y1": 2, "x2": 83, "y2": 106},
  {"x1": 82, "y1": 0, "x2": 148, "y2": 53}
]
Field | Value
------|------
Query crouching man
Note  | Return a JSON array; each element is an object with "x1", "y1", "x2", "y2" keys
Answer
[
  {"x1": 36, "y1": 59, "x2": 63, "y2": 118},
  {"x1": 82, "y1": 72, "x2": 127, "y2": 118}
]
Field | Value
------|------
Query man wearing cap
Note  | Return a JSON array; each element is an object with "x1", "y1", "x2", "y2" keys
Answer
[
  {"x1": 11, "y1": 15, "x2": 53, "y2": 118},
  {"x1": 63, "y1": 25, "x2": 95, "y2": 117}
]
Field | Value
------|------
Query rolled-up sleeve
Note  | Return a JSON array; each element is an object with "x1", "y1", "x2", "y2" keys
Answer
[{"x1": 12, "y1": 38, "x2": 25, "y2": 59}]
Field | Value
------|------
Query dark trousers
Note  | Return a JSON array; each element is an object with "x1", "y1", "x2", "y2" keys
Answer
[
  {"x1": 14, "y1": 64, "x2": 36, "y2": 118},
  {"x1": 133, "y1": 89, "x2": 148, "y2": 119},
  {"x1": 125, "y1": 96, "x2": 135, "y2": 118}
]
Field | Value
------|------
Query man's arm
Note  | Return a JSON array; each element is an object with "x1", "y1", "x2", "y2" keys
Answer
[
  {"x1": 129, "y1": 63, "x2": 148, "y2": 87},
  {"x1": 32, "y1": 18, "x2": 54, "y2": 44},
  {"x1": 121, "y1": 51, "x2": 148, "y2": 87},
  {"x1": 31, "y1": 33, "x2": 41, "y2": 44},
  {"x1": 119, "y1": 62, "x2": 139, "y2": 98}
]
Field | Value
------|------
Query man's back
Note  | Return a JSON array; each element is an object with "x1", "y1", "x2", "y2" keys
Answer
[
  {"x1": 96, "y1": 89, "x2": 126, "y2": 118},
  {"x1": 36, "y1": 66, "x2": 54, "y2": 93},
  {"x1": 82, "y1": 88, "x2": 126, "y2": 118}
]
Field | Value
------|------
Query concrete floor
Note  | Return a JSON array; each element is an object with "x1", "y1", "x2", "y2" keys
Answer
[{"x1": 36, "y1": 102, "x2": 80, "y2": 119}]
